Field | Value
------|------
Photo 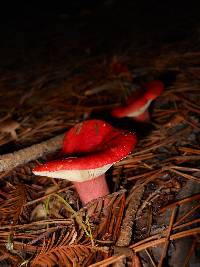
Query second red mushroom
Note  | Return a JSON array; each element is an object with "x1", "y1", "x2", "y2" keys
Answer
[{"x1": 111, "y1": 80, "x2": 164, "y2": 122}]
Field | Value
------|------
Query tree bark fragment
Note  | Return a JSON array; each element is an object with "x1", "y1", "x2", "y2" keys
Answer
[{"x1": 113, "y1": 186, "x2": 145, "y2": 267}]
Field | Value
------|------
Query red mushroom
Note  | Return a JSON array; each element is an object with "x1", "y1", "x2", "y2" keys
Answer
[
  {"x1": 111, "y1": 80, "x2": 164, "y2": 122},
  {"x1": 33, "y1": 119, "x2": 137, "y2": 205}
]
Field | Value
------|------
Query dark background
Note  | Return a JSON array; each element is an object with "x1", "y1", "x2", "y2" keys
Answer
[{"x1": 0, "y1": 1, "x2": 199, "y2": 70}]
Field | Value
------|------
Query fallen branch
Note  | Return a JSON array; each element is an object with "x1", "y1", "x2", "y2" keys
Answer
[
  {"x1": 0, "y1": 134, "x2": 64, "y2": 172},
  {"x1": 116, "y1": 186, "x2": 145, "y2": 247},
  {"x1": 113, "y1": 186, "x2": 144, "y2": 267}
]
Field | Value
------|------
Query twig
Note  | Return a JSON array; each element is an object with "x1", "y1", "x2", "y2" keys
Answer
[
  {"x1": 0, "y1": 218, "x2": 74, "y2": 230},
  {"x1": 178, "y1": 147, "x2": 200, "y2": 155},
  {"x1": 0, "y1": 133, "x2": 64, "y2": 172},
  {"x1": 130, "y1": 227, "x2": 200, "y2": 252},
  {"x1": 136, "y1": 186, "x2": 165, "y2": 218},
  {"x1": 112, "y1": 247, "x2": 133, "y2": 267},
  {"x1": 163, "y1": 155, "x2": 200, "y2": 164},
  {"x1": 128, "y1": 218, "x2": 200, "y2": 252},
  {"x1": 24, "y1": 185, "x2": 74, "y2": 207},
  {"x1": 54, "y1": 193, "x2": 90, "y2": 237},
  {"x1": 115, "y1": 153, "x2": 154, "y2": 167},
  {"x1": 183, "y1": 103, "x2": 200, "y2": 115},
  {"x1": 167, "y1": 168, "x2": 200, "y2": 183},
  {"x1": 88, "y1": 254, "x2": 126, "y2": 267},
  {"x1": 116, "y1": 186, "x2": 145, "y2": 247},
  {"x1": 174, "y1": 202, "x2": 200, "y2": 227},
  {"x1": 157, "y1": 207, "x2": 177, "y2": 267},
  {"x1": 131, "y1": 253, "x2": 142, "y2": 267},
  {"x1": 126, "y1": 169, "x2": 158, "y2": 181},
  {"x1": 160, "y1": 194, "x2": 200, "y2": 212},
  {"x1": 173, "y1": 218, "x2": 200, "y2": 231},
  {"x1": 145, "y1": 249, "x2": 156, "y2": 267},
  {"x1": 169, "y1": 166, "x2": 200, "y2": 172},
  {"x1": 183, "y1": 238, "x2": 196, "y2": 267},
  {"x1": 112, "y1": 186, "x2": 144, "y2": 267}
]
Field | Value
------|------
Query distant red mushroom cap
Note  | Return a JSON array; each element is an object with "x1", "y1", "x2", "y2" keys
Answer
[
  {"x1": 143, "y1": 80, "x2": 164, "y2": 100},
  {"x1": 111, "y1": 80, "x2": 164, "y2": 119},
  {"x1": 33, "y1": 119, "x2": 137, "y2": 182}
]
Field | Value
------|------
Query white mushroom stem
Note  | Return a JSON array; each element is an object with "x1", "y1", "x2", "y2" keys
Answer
[
  {"x1": 126, "y1": 100, "x2": 152, "y2": 118},
  {"x1": 33, "y1": 165, "x2": 112, "y2": 205},
  {"x1": 73, "y1": 174, "x2": 109, "y2": 205},
  {"x1": 131, "y1": 109, "x2": 150, "y2": 122},
  {"x1": 126, "y1": 99, "x2": 152, "y2": 122}
]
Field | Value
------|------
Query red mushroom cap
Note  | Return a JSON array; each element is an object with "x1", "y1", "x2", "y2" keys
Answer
[
  {"x1": 33, "y1": 120, "x2": 137, "y2": 182},
  {"x1": 62, "y1": 119, "x2": 114, "y2": 155},
  {"x1": 111, "y1": 80, "x2": 164, "y2": 119},
  {"x1": 143, "y1": 80, "x2": 164, "y2": 100}
]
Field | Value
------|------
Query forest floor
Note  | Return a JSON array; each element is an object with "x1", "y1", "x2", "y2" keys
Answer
[{"x1": 0, "y1": 1, "x2": 200, "y2": 266}]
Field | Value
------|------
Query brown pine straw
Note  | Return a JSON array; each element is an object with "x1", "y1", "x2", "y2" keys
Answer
[
  {"x1": 88, "y1": 253, "x2": 142, "y2": 267},
  {"x1": 178, "y1": 147, "x2": 200, "y2": 154},
  {"x1": 164, "y1": 155, "x2": 200, "y2": 163},
  {"x1": 136, "y1": 185, "x2": 166, "y2": 217},
  {"x1": 183, "y1": 238, "x2": 196, "y2": 267},
  {"x1": 0, "y1": 219, "x2": 74, "y2": 231},
  {"x1": 130, "y1": 227, "x2": 200, "y2": 252},
  {"x1": 145, "y1": 249, "x2": 156, "y2": 267},
  {"x1": 157, "y1": 207, "x2": 177, "y2": 267},
  {"x1": 126, "y1": 169, "x2": 164, "y2": 204},
  {"x1": 173, "y1": 218, "x2": 200, "y2": 231},
  {"x1": 184, "y1": 103, "x2": 200, "y2": 115},
  {"x1": 132, "y1": 126, "x2": 191, "y2": 156},
  {"x1": 131, "y1": 253, "x2": 142, "y2": 267},
  {"x1": 160, "y1": 194, "x2": 200, "y2": 212},
  {"x1": 167, "y1": 168, "x2": 200, "y2": 183},
  {"x1": 125, "y1": 217, "x2": 200, "y2": 254},
  {"x1": 0, "y1": 248, "x2": 20, "y2": 264},
  {"x1": 115, "y1": 153, "x2": 154, "y2": 167},
  {"x1": 24, "y1": 185, "x2": 74, "y2": 207},
  {"x1": 88, "y1": 254, "x2": 126, "y2": 267},
  {"x1": 173, "y1": 202, "x2": 200, "y2": 227},
  {"x1": 126, "y1": 169, "x2": 158, "y2": 181},
  {"x1": 169, "y1": 166, "x2": 200, "y2": 172},
  {"x1": 183, "y1": 118, "x2": 200, "y2": 131}
]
